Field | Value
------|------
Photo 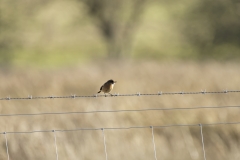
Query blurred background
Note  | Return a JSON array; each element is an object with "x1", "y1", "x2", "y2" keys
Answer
[{"x1": 1, "y1": 0, "x2": 240, "y2": 159}]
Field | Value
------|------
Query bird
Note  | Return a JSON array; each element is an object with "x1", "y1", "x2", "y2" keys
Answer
[{"x1": 97, "y1": 79, "x2": 117, "y2": 96}]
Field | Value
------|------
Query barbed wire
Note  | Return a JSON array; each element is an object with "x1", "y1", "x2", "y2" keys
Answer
[
  {"x1": 1, "y1": 90, "x2": 238, "y2": 159},
  {"x1": 0, "y1": 105, "x2": 240, "y2": 117},
  {"x1": 1, "y1": 121, "x2": 240, "y2": 134},
  {"x1": 0, "y1": 89, "x2": 239, "y2": 101}
]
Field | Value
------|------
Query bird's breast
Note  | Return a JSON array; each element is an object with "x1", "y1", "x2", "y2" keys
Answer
[{"x1": 102, "y1": 83, "x2": 114, "y2": 93}]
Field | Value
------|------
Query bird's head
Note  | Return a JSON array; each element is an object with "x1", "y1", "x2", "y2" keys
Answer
[{"x1": 108, "y1": 79, "x2": 117, "y2": 84}]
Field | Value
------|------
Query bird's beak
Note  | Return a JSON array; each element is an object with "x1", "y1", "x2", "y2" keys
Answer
[{"x1": 114, "y1": 81, "x2": 117, "y2": 83}]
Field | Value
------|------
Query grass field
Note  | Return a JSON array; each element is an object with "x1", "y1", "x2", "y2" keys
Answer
[{"x1": 0, "y1": 60, "x2": 240, "y2": 159}]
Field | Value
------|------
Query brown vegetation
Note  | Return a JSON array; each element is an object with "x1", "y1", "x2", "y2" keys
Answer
[{"x1": 0, "y1": 61, "x2": 240, "y2": 159}]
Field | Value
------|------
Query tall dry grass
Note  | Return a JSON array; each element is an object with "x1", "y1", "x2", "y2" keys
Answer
[{"x1": 0, "y1": 60, "x2": 240, "y2": 160}]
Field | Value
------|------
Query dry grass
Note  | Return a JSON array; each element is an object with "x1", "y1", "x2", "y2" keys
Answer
[{"x1": 0, "y1": 60, "x2": 240, "y2": 160}]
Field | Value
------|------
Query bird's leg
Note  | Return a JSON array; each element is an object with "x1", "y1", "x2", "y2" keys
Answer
[
  {"x1": 105, "y1": 93, "x2": 106, "y2": 97},
  {"x1": 108, "y1": 93, "x2": 113, "y2": 96}
]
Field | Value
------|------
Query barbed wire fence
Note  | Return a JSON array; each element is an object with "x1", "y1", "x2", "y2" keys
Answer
[
  {"x1": 0, "y1": 89, "x2": 238, "y2": 100},
  {"x1": 1, "y1": 89, "x2": 240, "y2": 160}
]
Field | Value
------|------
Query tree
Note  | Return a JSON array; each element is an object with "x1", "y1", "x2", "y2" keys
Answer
[
  {"x1": 181, "y1": 0, "x2": 240, "y2": 58},
  {"x1": 0, "y1": 0, "x2": 20, "y2": 65},
  {"x1": 80, "y1": 0, "x2": 147, "y2": 58},
  {"x1": 0, "y1": 0, "x2": 50, "y2": 66}
]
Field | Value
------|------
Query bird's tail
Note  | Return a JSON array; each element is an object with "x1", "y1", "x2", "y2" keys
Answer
[{"x1": 97, "y1": 90, "x2": 101, "y2": 93}]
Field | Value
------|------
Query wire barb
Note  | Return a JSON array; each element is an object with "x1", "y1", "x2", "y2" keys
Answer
[
  {"x1": 201, "y1": 89, "x2": 206, "y2": 94},
  {"x1": 50, "y1": 96, "x2": 55, "y2": 99},
  {"x1": 71, "y1": 94, "x2": 76, "y2": 99},
  {"x1": 158, "y1": 91, "x2": 162, "y2": 95}
]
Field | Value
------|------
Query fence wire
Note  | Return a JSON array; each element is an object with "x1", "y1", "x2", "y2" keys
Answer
[
  {"x1": 1, "y1": 89, "x2": 239, "y2": 159},
  {"x1": 1, "y1": 121, "x2": 240, "y2": 134},
  {"x1": 0, "y1": 105, "x2": 239, "y2": 117},
  {"x1": 53, "y1": 130, "x2": 59, "y2": 160},
  {"x1": 4, "y1": 132, "x2": 10, "y2": 160},
  {"x1": 2, "y1": 121, "x2": 240, "y2": 160},
  {"x1": 151, "y1": 126, "x2": 158, "y2": 160},
  {"x1": 199, "y1": 124, "x2": 207, "y2": 160},
  {"x1": 0, "y1": 89, "x2": 239, "y2": 101},
  {"x1": 101, "y1": 129, "x2": 108, "y2": 160}
]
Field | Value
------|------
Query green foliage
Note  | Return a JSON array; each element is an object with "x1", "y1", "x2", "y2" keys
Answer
[
  {"x1": 0, "y1": 0, "x2": 240, "y2": 67},
  {"x1": 180, "y1": 0, "x2": 240, "y2": 59}
]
